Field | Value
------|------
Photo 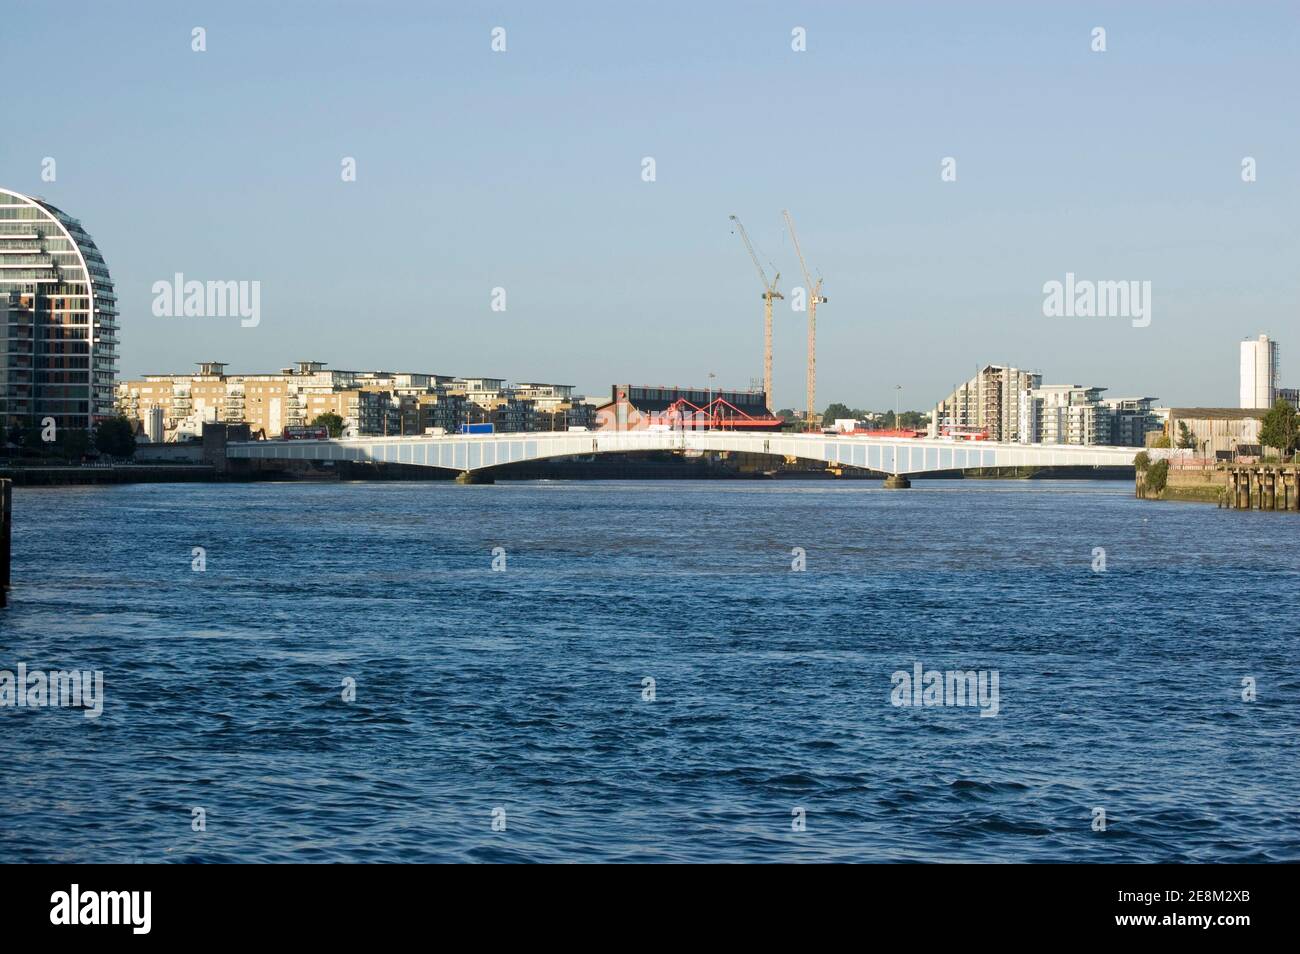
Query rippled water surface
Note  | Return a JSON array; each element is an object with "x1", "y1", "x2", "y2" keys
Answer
[{"x1": 2, "y1": 479, "x2": 1297, "y2": 862}]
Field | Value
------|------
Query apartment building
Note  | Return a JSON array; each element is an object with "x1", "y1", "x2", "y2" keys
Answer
[
  {"x1": 1102, "y1": 397, "x2": 1162, "y2": 447},
  {"x1": 119, "y1": 361, "x2": 424, "y2": 439},
  {"x1": 513, "y1": 383, "x2": 575, "y2": 411},
  {"x1": 398, "y1": 390, "x2": 466, "y2": 434},
  {"x1": 1, "y1": 188, "x2": 118, "y2": 431},
  {"x1": 931, "y1": 365, "x2": 1042, "y2": 441},
  {"x1": 117, "y1": 361, "x2": 595, "y2": 439},
  {"x1": 1032, "y1": 385, "x2": 1110, "y2": 446},
  {"x1": 930, "y1": 363, "x2": 1157, "y2": 447}
]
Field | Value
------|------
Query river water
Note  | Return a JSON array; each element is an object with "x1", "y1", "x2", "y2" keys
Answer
[{"x1": 1, "y1": 479, "x2": 1297, "y2": 862}]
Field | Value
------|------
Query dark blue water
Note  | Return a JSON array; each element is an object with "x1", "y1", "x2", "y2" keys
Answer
[{"x1": 1, "y1": 479, "x2": 1297, "y2": 862}]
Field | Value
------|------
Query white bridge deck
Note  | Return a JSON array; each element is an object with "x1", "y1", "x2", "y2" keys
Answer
[{"x1": 226, "y1": 431, "x2": 1146, "y2": 476}]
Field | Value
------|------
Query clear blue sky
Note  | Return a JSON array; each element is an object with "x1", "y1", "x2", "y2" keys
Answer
[{"x1": 3, "y1": 1, "x2": 1296, "y2": 409}]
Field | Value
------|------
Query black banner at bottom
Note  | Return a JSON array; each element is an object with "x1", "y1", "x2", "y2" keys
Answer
[{"x1": 0, "y1": 863, "x2": 1280, "y2": 939}]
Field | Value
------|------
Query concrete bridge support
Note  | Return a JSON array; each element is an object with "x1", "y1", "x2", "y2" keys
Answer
[
  {"x1": 883, "y1": 474, "x2": 912, "y2": 489},
  {"x1": 455, "y1": 470, "x2": 495, "y2": 485}
]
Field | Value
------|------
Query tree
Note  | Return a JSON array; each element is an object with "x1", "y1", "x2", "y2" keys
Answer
[
  {"x1": 311, "y1": 412, "x2": 345, "y2": 438},
  {"x1": 59, "y1": 428, "x2": 91, "y2": 462},
  {"x1": 1150, "y1": 433, "x2": 1171, "y2": 449},
  {"x1": 1259, "y1": 398, "x2": 1299, "y2": 458},
  {"x1": 16, "y1": 418, "x2": 46, "y2": 453},
  {"x1": 821, "y1": 403, "x2": 855, "y2": 426},
  {"x1": 93, "y1": 415, "x2": 137, "y2": 460},
  {"x1": 1133, "y1": 451, "x2": 1151, "y2": 471},
  {"x1": 1145, "y1": 459, "x2": 1169, "y2": 494},
  {"x1": 1176, "y1": 421, "x2": 1198, "y2": 450},
  {"x1": 9, "y1": 418, "x2": 47, "y2": 454}
]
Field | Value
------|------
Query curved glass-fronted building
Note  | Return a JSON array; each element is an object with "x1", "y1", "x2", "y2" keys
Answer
[{"x1": 0, "y1": 187, "x2": 118, "y2": 432}]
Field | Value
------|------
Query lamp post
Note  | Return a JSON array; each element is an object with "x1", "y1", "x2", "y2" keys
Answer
[
  {"x1": 894, "y1": 385, "x2": 902, "y2": 431},
  {"x1": 707, "y1": 372, "x2": 716, "y2": 430}
]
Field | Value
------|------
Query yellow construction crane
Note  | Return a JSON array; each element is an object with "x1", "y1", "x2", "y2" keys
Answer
[
  {"x1": 782, "y1": 209, "x2": 826, "y2": 432},
  {"x1": 728, "y1": 215, "x2": 782, "y2": 410}
]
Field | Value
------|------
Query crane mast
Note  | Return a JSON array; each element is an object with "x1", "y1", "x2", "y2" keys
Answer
[
  {"x1": 782, "y1": 210, "x2": 826, "y2": 432},
  {"x1": 729, "y1": 215, "x2": 782, "y2": 410}
]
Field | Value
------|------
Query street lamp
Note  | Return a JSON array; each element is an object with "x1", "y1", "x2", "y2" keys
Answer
[
  {"x1": 894, "y1": 385, "x2": 902, "y2": 430},
  {"x1": 707, "y1": 372, "x2": 716, "y2": 430}
]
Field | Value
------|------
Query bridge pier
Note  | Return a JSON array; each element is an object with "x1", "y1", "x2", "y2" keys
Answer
[
  {"x1": 883, "y1": 474, "x2": 912, "y2": 489},
  {"x1": 454, "y1": 470, "x2": 495, "y2": 485}
]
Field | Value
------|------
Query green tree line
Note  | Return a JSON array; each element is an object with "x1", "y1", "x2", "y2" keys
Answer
[
  {"x1": 774, "y1": 403, "x2": 929, "y2": 430},
  {"x1": 5, "y1": 415, "x2": 136, "y2": 461}
]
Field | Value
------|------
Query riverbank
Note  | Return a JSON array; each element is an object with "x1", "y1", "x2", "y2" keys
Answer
[
  {"x1": 1136, "y1": 466, "x2": 1229, "y2": 505},
  {"x1": 1135, "y1": 462, "x2": 1300, "y2": 510}
]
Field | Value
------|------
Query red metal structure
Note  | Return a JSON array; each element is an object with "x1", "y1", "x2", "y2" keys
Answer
[
  {"x1": 843, "y1": 427, "x2": 925, "y2": 439},
  {"x1": 597, "y1": 384, "x2": 784, "y2": 432},
  {"x1": 659, "y1": 396, "x2": 784, "y2": 431}
]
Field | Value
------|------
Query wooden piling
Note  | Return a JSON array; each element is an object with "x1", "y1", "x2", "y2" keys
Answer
[
  {"x1": 1, "y1": 478, "x2": 11, "y2": 608},
  {"x1": 1217, "y1": 465, "x2": 1300, "y2": 512}
]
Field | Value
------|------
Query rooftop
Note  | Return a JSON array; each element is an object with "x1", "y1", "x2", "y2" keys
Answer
[{"x1": 1169, "y1": 407, "x2": 1268, "y2": 420}]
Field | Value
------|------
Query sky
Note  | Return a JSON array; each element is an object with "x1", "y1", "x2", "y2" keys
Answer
[{"x1": 2, "y1": 1, "x2": 1297, "y2": 410}]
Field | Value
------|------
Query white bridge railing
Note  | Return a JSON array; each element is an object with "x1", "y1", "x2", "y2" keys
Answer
[{"x1": 226, "y1": 430, "x2": 1145, "y2": 476}]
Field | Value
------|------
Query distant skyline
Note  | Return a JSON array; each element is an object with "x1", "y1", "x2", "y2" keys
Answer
[{"x1": 3, "y1": 1, "x2": 1296, "y2": 409}]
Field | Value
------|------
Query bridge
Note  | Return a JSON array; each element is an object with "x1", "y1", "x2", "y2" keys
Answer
[{"x1": 225, "y1": 431, "x2": 1147, "y2": 484}]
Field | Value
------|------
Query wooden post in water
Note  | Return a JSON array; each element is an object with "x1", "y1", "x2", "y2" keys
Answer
[{"x1": 1, "y1": 478, "x2": 11, "y2": 608}]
